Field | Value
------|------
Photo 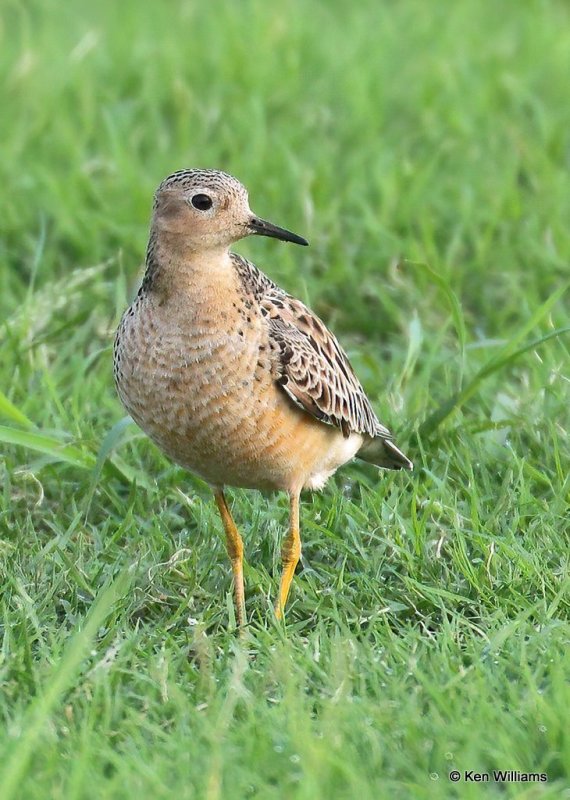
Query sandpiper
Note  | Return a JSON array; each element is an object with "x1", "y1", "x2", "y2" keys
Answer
[{"x1": 114, "y1": 169, "x2": 412, "y2": 627}]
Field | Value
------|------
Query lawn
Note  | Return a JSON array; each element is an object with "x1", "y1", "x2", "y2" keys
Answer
[{"x1": 1, "y1": 0, "x2": 569, "y2": 797}]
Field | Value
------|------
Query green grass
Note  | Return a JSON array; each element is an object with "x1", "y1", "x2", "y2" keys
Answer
[{"x1": 1, "y1": 0, "x2": 569, "y2": 797}]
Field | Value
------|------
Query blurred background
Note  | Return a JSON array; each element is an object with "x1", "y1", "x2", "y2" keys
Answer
[
  {"x1": 2, "y1": 0, "x2": 568, "y2": 442},
  {"x1": 1, "y1": 1, "x2": 569, "y2": 796},
  {"x1": 2, "y1": 0, "x2": 569, "y2": 482}
]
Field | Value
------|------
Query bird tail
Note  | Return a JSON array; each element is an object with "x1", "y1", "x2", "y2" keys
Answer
[{"x1": 358, "y1": 437, "x2": 413, "y2": 471}]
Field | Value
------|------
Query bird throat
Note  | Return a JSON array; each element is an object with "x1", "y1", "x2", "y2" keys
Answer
[{"x1": 139, "y1": 229, "x2": 232, "y2": 300}]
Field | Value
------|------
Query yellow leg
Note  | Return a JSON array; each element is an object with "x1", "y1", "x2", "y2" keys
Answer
[
  {"x1": 214, "y1": 490, "x2": 246, "y2": 629},
  {"x1": 275, "y1": 492, "x2": 301, "y2": 620}
]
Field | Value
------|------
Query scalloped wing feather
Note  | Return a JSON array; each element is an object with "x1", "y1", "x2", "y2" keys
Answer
[
  {"x1": 230, "y1": 253, "x2": 412, "y2": 470},
  {"x1": 262, "y1": 291, "x2": 390, "y2": 440}
]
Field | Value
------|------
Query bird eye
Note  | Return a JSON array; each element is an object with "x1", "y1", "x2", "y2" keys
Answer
[{"x1": 191, "y1": 194, "x2": 213, "y2": 211}]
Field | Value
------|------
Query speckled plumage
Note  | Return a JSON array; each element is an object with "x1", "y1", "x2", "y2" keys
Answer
[{"x1": 114, "y1": 169, "x2": 412, "y2": 626}]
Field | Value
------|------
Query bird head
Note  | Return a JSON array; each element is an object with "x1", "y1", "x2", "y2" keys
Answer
[{"x1": 152, "y1": 169, "x2": 309, "y2": 250}]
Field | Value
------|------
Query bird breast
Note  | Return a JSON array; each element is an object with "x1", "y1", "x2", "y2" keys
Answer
[{"x1": 114, "y1": 270, "x2": 361, "y2": 492}]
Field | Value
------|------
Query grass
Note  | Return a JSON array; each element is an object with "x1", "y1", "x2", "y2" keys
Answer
[{"x1": 1, "y1": 0, "x2": 569, "y2": 797}]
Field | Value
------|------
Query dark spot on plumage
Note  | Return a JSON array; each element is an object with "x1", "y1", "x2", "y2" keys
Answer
[
  {"x1": 308, "y1": 334, "x2": 319, "y2": 352},
  {"x1": 281, "y1": 345, "x2": 294, "y2": 365},
  {"x1": 335, "y1": 353, "x2": 351, "y2": 381},
  {"x1": 238, "y1": 330, "x2": 244, "y2": 337},
  {"x1": 323, "y1": 340, "x2": 335, "y2": 359},
  {"x1": 231, "y1": 252, "x2": 278, "y2": 302},
  {"x1": 312, "y1": 318, "x2": 326, "y2": 335}
]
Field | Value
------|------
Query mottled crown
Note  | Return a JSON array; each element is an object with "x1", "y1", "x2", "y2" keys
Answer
[{"x1": 156, "y1": 168, "x2": 247, "y2": 201}]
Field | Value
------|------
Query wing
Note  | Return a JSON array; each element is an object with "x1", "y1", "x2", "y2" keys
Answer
[
  {"x1": 261, "y1": 290, "x2": 391, "y2": 440},
  {"x1": 230, "y1": 253, "x2": 411, "y2": 470}
]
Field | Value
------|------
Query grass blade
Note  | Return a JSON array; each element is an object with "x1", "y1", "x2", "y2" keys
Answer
[
  {"x1": 420, "y1": 282, "x2": 570, "y2": 436},
  {"x1": 1, "y1": 422, "x2": 154, "y2": 490},
  {"x1": 85, "y1": 417, "x2": 154, "y2": 512},
  {"x1": 0, "y1": 571, "x2": 131, "y2": 800},
  {"x1": 406, "y1": 260, "x2": 467, "y2": 384},
  {"x1": 0, "y1": 425, "x2": 95, "y2": 468},
  {"x1": 0, "y1": 390, "x2": 34, "y2": 430}
]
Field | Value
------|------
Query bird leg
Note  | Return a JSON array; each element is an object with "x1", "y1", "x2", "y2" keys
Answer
[
  {"x1": 214, "y1": 490, "x2": 246, "y2": 629},
  {"x1": 275, "y1": 492, "x2": 301, "y2": 619}
]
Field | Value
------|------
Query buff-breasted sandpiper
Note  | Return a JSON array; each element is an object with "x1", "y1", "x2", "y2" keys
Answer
[{"x1": 114, "y1": 169, "x2": 412, "y2": 628}]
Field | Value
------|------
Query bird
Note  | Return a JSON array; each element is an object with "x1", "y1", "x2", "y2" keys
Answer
[{"x1": 113, "y1": 168, "x2": 412, "y2": 629}]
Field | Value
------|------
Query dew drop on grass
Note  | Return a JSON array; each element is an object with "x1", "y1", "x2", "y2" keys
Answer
[{"x1": 430, "y1": 773, "x2": 439, "y2": 781}]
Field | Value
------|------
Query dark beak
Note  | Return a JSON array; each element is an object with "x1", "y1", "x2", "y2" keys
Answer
[{"x1": 248, "y1": 216, "x2": 309, "y2": 246}]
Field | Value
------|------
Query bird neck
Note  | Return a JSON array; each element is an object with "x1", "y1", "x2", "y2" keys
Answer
[{"x1": 140, "y1": 228, "x2": 232, "y2": 299}]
